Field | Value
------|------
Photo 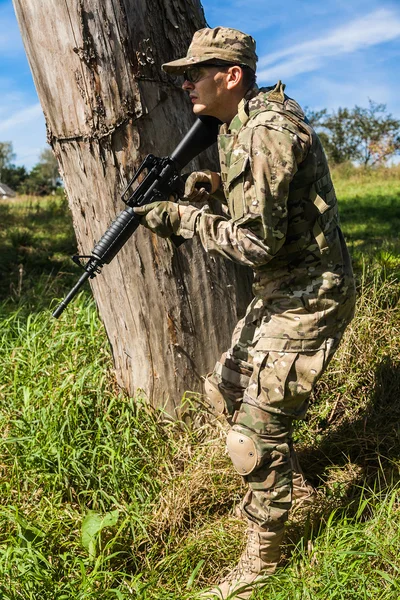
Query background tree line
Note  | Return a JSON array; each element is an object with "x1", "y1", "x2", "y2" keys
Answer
[
  {"x1": 307, "y1": 99, "x2": 400, "y2": 166},
  {"x1": 0, "y1": 143, "x2": 62, "y2": 195},
  {"x1": 1, "y1": 99, "x2": 399, "y2": 198}
]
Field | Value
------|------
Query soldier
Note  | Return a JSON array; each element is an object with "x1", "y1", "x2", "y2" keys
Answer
[{"x1": 134, "y1": 27, "x2": 356, "y2": 599}]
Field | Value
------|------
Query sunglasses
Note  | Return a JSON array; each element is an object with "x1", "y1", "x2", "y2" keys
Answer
[{"x1": 183, "y1": 63, "x2": 231, "y2": 84}]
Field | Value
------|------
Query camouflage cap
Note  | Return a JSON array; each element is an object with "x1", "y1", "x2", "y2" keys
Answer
[{"x1": 162, "y1": 27, "x2": 257, "y2": 74}]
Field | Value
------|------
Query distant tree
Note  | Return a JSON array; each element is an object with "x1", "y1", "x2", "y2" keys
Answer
[
  {"x1": 1, "y1": 164, "x2": 28, "y2": 191},
  {"x1": 304, "y1": 108, "x2": 327, "y2": 129},
  {"x1": 0, "y1": 142, "x2": 15, "y2": 180},
  {"x1": 0, "y1": 144, "x2": 63, "y2": 194},
  {"x1": 37, "y1": 148, "x2": 62, "y2": 188},
  {"x1": 310, "y1": 101, "x2": 400, "y2": 166},
  {"x1": 309, "y1": 107, "x2": 359, "y2": 164},
  {"x1": 21, "y1": 147, "x2": 62, "y2": 195},
  {"x1": 20, "y1": 164, "x2": 53, "y2": 196},
  {"x1": 350, "y1": 100, "x2": 400, "y2": 166}
]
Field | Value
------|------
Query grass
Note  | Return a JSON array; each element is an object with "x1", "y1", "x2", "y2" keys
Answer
[
  {"x1": 0, "y1": 170, "x2": 399, "y2": 599},
  {"x1": 333, "y1": 163, "x2": 400, "y2": 272},
  {"x1": 0, "y1": 194, "x2": 78, "y2": 313}
]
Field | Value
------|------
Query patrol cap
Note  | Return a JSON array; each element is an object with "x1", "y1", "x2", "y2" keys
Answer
[{"x1": 162, "y1": 27, "x2": 258, "y2": 74}]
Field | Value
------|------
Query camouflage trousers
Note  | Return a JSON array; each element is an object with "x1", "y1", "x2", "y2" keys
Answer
[{"x1": 206, "y1": 305, "x2": 341, "y2": 529}]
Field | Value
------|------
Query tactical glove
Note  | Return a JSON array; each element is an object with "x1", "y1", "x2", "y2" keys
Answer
[
  {"x1": 184, "y1": 170, "x2": 221, "y2": 202},
  {"x1": 133, "y1": 201, "x2": 181, "y2": 238}
]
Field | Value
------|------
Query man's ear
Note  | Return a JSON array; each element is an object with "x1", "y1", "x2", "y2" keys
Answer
[{"x1": 226, "y1": 66, "x2": 243, "y2": 90}]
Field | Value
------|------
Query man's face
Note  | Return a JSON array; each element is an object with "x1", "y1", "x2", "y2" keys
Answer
[{"x1": 181, "y1": 65, "x2": 230, "y2": 119}]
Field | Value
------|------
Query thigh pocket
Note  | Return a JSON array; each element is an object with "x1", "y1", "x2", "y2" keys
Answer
[
  {"x1": 286, "y1": 350, "x2": 326, "y2": 404},
  {"x1": 252, "y1": 348, "x2": 326, "y2": 418},
  {"x1": 258, "y1": 351, "x2": 298, "y2": 406}
]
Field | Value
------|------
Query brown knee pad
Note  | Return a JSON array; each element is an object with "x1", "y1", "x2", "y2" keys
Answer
[
  {"x1": 204, "y1": 368, "x2": 246, "y2": 420},
  {"x1": 226, "y1": 427, "x2": 260, "y2": 475},
  {"x1": 204, "y1": 374, "x2": 227, "y2": 418}
]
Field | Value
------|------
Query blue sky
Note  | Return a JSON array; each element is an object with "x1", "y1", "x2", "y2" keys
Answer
[{"x1": 1, "y1": 0, "x2": 400, "y2": 169}]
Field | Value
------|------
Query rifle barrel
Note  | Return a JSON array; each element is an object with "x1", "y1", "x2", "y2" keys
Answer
[{"x1": 52, "y1": 270, "x2": 93, "y2": 318}]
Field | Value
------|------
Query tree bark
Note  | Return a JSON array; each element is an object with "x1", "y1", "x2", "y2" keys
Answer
[{"x1": 13, "y1": 0, "x2": 252, "y2": 414}]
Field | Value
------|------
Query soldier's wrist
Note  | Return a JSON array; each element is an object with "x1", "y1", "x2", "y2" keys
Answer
[{"x1": 177, "y1": 205, "x2": 202, "y2": 238}]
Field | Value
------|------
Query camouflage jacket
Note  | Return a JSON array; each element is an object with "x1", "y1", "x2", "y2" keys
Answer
[{"x1": 179, "y1": 83, "x2": 356, "y2": 343}]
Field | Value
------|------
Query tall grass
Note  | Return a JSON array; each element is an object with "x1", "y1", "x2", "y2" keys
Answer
[{"x1": 0, "y1": 173, "x2": 399, "y2": 598}]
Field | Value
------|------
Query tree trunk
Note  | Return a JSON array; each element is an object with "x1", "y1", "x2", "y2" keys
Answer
[{"x1": 13, "y1": 0, "x2": 252, "y2": 414}]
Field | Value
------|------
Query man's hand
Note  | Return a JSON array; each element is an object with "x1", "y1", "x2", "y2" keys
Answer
[
  {"x1": 133, "y1": 201, "x2": 181, "y2": 238},
  {"x1": 184, "y1": 170, "x2": 221, "y2": 202}
]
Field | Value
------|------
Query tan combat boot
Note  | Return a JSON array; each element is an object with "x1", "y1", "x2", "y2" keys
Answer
[{"x1": 204, "y1": 520, "x2": 284, "y2": 599}]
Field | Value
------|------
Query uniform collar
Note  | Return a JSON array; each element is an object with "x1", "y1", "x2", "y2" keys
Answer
[{"x1": 220, "y1": 84, "x2": 259, "y2": 135}]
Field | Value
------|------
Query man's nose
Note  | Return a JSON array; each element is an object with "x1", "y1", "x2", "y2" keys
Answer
[{"x1": 182, "y1": 79, "x2": 194, "y2": 91}]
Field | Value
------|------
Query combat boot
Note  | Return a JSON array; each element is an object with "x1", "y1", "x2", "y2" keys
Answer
[{"x1": 204, "y1": 520, "x2": 284, "y2": 599}]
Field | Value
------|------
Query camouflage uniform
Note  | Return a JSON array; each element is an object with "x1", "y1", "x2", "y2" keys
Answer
[
  {"x1": 178, "y1": 81, "x2": 356, "y2": 530},
  {"x1": 161, "y1": 27, "x2": 356, "y2": 595}
]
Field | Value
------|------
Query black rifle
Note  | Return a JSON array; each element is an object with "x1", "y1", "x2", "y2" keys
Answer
[{"x1": 52, "y1": 116, "x2": 220, "y2": 319}]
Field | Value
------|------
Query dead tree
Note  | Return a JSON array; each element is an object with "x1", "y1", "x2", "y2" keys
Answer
[{"x1": 13, "y1": 0, "x2": 252, "y2": 413}]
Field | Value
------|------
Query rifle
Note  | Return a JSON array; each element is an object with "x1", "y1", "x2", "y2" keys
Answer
[{"x1": 52, "y1": 116, "x2": 220, "y2": 318}]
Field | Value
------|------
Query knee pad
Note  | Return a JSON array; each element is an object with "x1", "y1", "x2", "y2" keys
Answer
[
  {"x1": 227, "y1": 419, "x2": 291, "y2": 477},
  {"x1": 226, "y1": 426, "x2": 260, "y2": 475},
  {"x1": 204, "y1": 375, "x2": 226, "y2": 417}
]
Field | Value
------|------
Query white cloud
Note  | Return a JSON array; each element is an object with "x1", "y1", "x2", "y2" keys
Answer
[
  {"x1": 0, "y1": 102, "x2": 47, "y2": 168},
  {"x1": 0, "y1": 85, "x2": 31, "y2": 118},
  {"x1": 0, "y1": 103, "x2": 43, "y2": 134},
  {"x1": 296, "y1": 75, "x2": 395, "y2": 112},
  {"x1": 257, "y1": 8, "x2": 400, "y2": 81},
  {"x1": 258, "y1": 56, "x2": 321, "y2": 83}
]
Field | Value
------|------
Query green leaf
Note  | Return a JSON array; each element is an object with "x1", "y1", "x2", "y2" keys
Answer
[
  {"x1": 186, "y1": 559, "x2": 205, "y2": 589},
  {"x1": 81, "y1": 510, "x2": 119, "y2": 560},
  {"x1": 7, "y1": 509, "x2": 45, "y2": 543}
]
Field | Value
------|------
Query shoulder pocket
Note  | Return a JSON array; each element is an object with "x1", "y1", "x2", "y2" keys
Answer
[
  {"x1": 225, "y1": 155, "x2": 250, "y2": 222},
  {"x1": 226, "y1": 155, "x2": 249, "y2": 188}
]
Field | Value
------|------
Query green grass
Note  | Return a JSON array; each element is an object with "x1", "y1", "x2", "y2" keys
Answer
[
  {"x1": 0, "y1": 194, "x2": 79, "y2": 313},
  {"x1": 253, "y1": 486, "x2": 400, "y2": 600},
  {"x1": 0, "y1": 173, "x2": 399, "y2": 599},
  {"x1": 333, "y1": 164, "x2": 400, "y2": 272}
]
